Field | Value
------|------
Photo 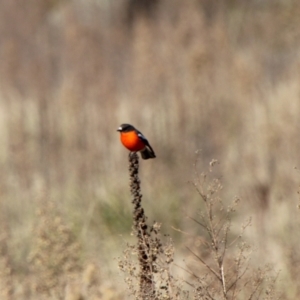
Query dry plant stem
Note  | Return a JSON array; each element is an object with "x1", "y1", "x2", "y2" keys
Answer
[
  {"x1": 192, "y1": 171, "x2": 230, "y2": 299},
  {"x1": 128, "y1": 152, "x2": 156, "y2": 299}
]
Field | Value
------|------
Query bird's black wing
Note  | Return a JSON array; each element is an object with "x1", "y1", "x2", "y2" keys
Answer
[{"x1": 137, "y1": 131, "x2": 155, "y2": 154}]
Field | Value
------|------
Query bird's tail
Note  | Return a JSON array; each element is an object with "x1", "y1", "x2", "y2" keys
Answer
[{"x1": 140, "y1": 146, "x2": 156, "y2": 160}]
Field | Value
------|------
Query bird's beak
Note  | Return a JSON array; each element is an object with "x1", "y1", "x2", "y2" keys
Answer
[{"x1": 117, "y1": 127, "x2": 122, "y2": 132}]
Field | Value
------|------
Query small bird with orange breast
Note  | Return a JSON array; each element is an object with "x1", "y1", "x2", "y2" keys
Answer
[{"x1": 117, "y1": 124, "x2": 156, "y2": 160}]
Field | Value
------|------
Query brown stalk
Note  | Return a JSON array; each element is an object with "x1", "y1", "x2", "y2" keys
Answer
[{"x1": 128, "y1": 152, "x2": 156, "y2": 299}]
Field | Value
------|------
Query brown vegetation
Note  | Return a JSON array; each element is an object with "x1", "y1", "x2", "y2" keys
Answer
[{"x1": 0, "y1": 0, "x2": 300, "y2": 298}]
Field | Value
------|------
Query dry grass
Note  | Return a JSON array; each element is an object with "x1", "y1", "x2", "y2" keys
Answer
[
  {"x1": 180, "y1": 158, "x2": 281, "y2": 299},
  {"x1": 0, "y1": 0, "x2": 300, "y2": 298}
]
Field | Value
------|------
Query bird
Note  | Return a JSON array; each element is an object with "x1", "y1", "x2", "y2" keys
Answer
[{"x1": 117, "y1": 124, "x2": 156, "y2": 159}]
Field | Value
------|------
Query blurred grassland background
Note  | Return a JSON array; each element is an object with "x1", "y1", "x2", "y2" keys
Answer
[{"x1": 1, "y1": 0, "x2": 300, "y2": 298}]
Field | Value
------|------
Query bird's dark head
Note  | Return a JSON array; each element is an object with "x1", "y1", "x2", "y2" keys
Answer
[{"x1": 117, "y1": 124, "x2": 135, "y2": 132}]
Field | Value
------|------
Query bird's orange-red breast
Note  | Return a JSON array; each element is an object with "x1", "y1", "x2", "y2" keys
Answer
[{"x1": 117, "y1": 124, "x2": 156, "y2": 159}]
